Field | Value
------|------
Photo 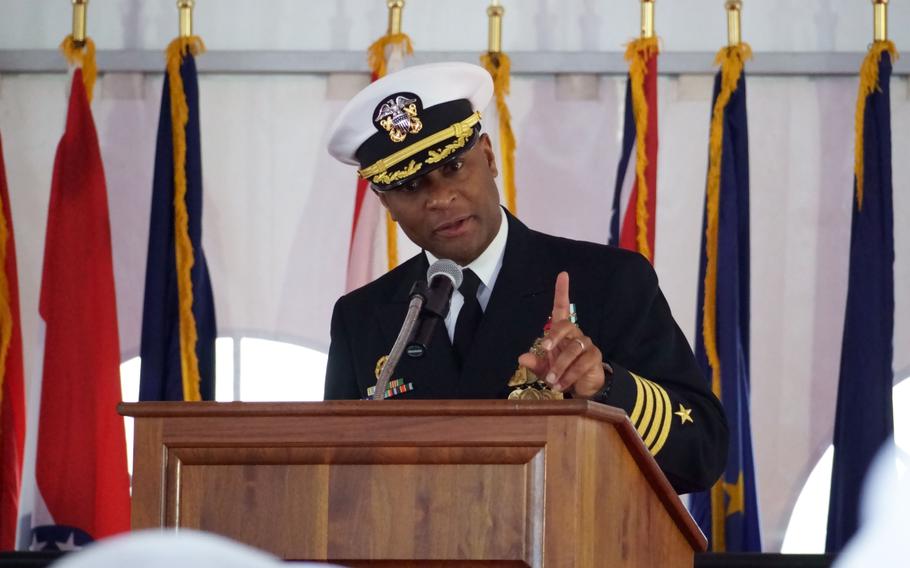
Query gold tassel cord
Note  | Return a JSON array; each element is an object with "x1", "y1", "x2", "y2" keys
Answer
[
  {"x1": 367, "y1": 32, "x2": 413, "y2": 271},
  {"x1": 854, "y1": 40, "x2": 898, "y2": 211},
  {"x1": 384, "y1": 209, "x2": 398, "y2": 272},
  {"x1": 367, "y1": 33, "x2": 413, "y2": 80},
  {"x1": 60, "y1": 35, "x2": 98, "y2": 103},
  {"x1": 624, "y1": 37, "x2": 659, "y2": 262},
  {"x1": 165, "y1": 36, "x2": 206, "y2": 402},
  {"x1": 701, "y1": 43, "x2": 752, "y2": 552},
  {"x1": 480, "y1": 52, "x2": 517, "y2": 214}
]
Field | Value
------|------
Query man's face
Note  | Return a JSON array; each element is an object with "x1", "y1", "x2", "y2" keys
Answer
[{"x1": 377, "y1": 133, "x2": 502, "y2": 266}]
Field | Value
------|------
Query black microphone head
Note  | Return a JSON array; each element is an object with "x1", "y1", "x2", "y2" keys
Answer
[{"x1": 427, "y1": 259, "x2": 463, "y2": 289}]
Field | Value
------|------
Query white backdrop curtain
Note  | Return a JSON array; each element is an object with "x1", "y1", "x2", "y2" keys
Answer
[{"x1": 1, "y1": 0, "x2": 908, "y2": 552}]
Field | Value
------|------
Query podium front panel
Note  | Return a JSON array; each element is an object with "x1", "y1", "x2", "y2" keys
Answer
[{"x1": 167, "y1": 446, "x2": 544, "y2": 563}]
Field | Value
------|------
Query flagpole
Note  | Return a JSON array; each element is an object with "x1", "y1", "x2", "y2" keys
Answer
[
  {"x1": 641, "y1": 0, "x2": 655, "y2": 39},
  {"x1": 383, "y1": 0, "x2": 406, "y2": 271},
  {"x1": 482, "y1": 0, "x2": 517, "y2": 213},
  {"x1": 488, "y1": 0, "x2": 503, "y2": 54},
  {"x1": 873, "y1": 0, "x2": 888, "y2": 42},
  {"x1": 71, "y1": 0, "x2": 88, "y2": 48},
  {"x1": 178, "y1": 0, "x2": 194, "y2": 38},
  {"x1": 387, "y1": 0, "x2": 404, "y2": 35},
  {"x1": 726, "y1": 0, "x2": 742, "y2": 47}
]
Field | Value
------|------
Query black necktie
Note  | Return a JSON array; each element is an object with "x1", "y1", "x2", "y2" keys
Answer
[{"x1": 453, "y1": 269, "x2": 483, "y2": 366}]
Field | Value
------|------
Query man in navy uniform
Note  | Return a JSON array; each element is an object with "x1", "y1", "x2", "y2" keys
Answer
[{"x1": 324, "y1": 62, "x2": 727, "y2": 494}]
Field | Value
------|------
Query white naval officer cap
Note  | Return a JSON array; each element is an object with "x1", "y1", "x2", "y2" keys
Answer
[{"x1": 327, "y1": 62, "x2": 494, "y2": 191}]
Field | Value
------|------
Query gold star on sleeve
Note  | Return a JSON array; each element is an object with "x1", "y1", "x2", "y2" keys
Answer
[{"x1": 674, "y1": 404, "x2": 693, "y2": 424}]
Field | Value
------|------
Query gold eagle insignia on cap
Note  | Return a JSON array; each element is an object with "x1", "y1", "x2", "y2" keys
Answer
[{"x1": 374, "y1": 95, "x2": 423, "y2": 143}]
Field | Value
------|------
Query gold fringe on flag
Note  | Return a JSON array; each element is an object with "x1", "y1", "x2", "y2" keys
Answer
[
  {"x1": 703, "y1": 42, "x2": 751, "y2": 399},
  {"x1": 854, "y1": 40, "x2": 898, "y2": 211},
  {"x1": 480, "y1": 52, "x2": 517, "y2": 214},
  {"x1": 701, "y1": 43, "x2": 752, "y2": 553},
  {"x1": 165, "y1": 36, "x2": 206, "y2": 402},
  {"x1": 384, "y1": 208, "x2": 398, "y2": 272},
  {"x1": 60, "y1": 35, "x2": 98, "y2": 103},
  {"x1": 367, "y1": 32, "x2": 413, "y2": 271},
  {"x1": 624, "y1": 37, "x2": 659, "y2": 262},
  {"x1": 367, "y1": 33, "x2": 413, "y2": 80}
]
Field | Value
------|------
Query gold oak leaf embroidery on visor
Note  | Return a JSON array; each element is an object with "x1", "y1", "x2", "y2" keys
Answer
[
  {"x1": 426, "y1": 129, "x2": 473, "y2": 164},
  {"x1": 371, "y1": 160, "x2": 422, "y2": 186},
  {"x1": 628, "y1": 372, "x2": 673, "y2": 456}
]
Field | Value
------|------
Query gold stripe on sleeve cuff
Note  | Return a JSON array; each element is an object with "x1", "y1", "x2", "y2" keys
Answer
[
  {"x1": 642, "y1": 380, "x2": 666, "y2": 449},
  {"x1": 629, "y1": 372, "x2": 674, "y2": 457},
  {"x1": 638, "y1": 380, "x2": 656, "y2": 440},
  {"x1": 649, "y1": 384, "x2": 674, "y2": 456}
]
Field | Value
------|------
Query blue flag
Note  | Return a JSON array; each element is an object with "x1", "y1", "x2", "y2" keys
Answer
[
  {"x1": 139, "y1": 39, "x2": 216, "y2": 401},
  {"x1": 825, "y1": 43, "x2": 896, "y2": 553},
  {"x1": 690, "y1": 46, "x2": 761, "y2": 552}
]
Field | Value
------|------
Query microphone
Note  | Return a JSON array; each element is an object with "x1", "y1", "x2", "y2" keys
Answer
[
  {"x1": 406, "y1": 259, "x2": 463, "y2": 358},
  {"x1": 372, "y1": 259, "x2": 462, "y2": 399}
]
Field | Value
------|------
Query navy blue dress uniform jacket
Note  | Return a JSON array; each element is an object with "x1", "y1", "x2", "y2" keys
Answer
[{"x1": 325, "y1": 212, "x2": 728, "y2": 494}]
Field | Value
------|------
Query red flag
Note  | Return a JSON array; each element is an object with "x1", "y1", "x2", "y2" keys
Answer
[
  {"x1": 33, "y1": 69, "x2": 130, "y2": 547},
  {"x1": 0, "y1": 133, "x2": 26, "y2": 550}
]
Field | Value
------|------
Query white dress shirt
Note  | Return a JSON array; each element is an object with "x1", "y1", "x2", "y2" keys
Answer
[{"x1": 425, "y1": 207, "x2": 508, "y2": 342}]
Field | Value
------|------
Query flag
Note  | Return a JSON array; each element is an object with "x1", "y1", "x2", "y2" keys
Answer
[
  {"x1": 689, "y1": 44, "x2": 761, "y2": 553},
  {"x1": 346, "y1": 32, "x2": 414, "y2": 292},
  {"x1": 609, "y1": 37, "x2": 659, "y2": 263},
  {"x1": 825, "y1": 41, "x2": 898, "y2": 553},
  {"x1": 0, "y1": 132, "x2": 26, "y2": 550},
  {"x1": 139, "y1": 37, "x2": 216, "y2": 402},
  {"x1": 32, "y1": 57, "x2": 130, "y2": 549}
]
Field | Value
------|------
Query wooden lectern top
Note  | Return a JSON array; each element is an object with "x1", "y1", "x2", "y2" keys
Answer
[{"x1": 122, "y1": 400, "x2": 707, "y2": 566}]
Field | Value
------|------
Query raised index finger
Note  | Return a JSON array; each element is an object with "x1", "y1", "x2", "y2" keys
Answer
[{"x1": 551, "y1": 271, "x2": 571, "y2": 322}]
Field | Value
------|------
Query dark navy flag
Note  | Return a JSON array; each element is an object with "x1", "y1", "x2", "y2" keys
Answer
[
  {"x1": 825, "y1": 44, "x2": 896, "y2": 553},
  {"x1": 140, "y1": 41, "x2": 215, "y2": 401},
  {"x1": 690, "y1": 46, "x2": 761, "y2": 553}
]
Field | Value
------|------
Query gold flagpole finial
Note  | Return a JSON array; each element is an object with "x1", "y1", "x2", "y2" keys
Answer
[
  {"x1": 873, "y1": 0, "x2": 888, "y2": 42},
  {"x1": 726, "y1": 0, "x2": 742, "y2": 47},
  {"x1": 640, "y1": 0, "x2": 656, "y2": 39},
  {"x1": 487, "y1": 1, "x2": 504, "y2": 54},
  {"x1": 178, "y1": 0, "x2": 194, "y2": 38},
  {"x1": 387, "y1": 0, "x2": 405, "y2": 35},
  {"x1": 72, "y1": 0, "x2": 88, "y2": 47}
]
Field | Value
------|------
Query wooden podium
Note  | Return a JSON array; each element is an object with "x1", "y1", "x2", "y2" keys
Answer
[{"x1": 121, "y1": 400, "x2": 706, "y2": 567}]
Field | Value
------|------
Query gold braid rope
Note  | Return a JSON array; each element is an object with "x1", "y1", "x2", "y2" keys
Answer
[
  {"x1": 624, "y1": 37, "x2": 659, "y2": 263},
  {"x1": 480, "y1": 51, "x2": 517, "y2": 214},
  {"x1": 166, "y1": 36, "x2": 206, "y2": 401}
]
